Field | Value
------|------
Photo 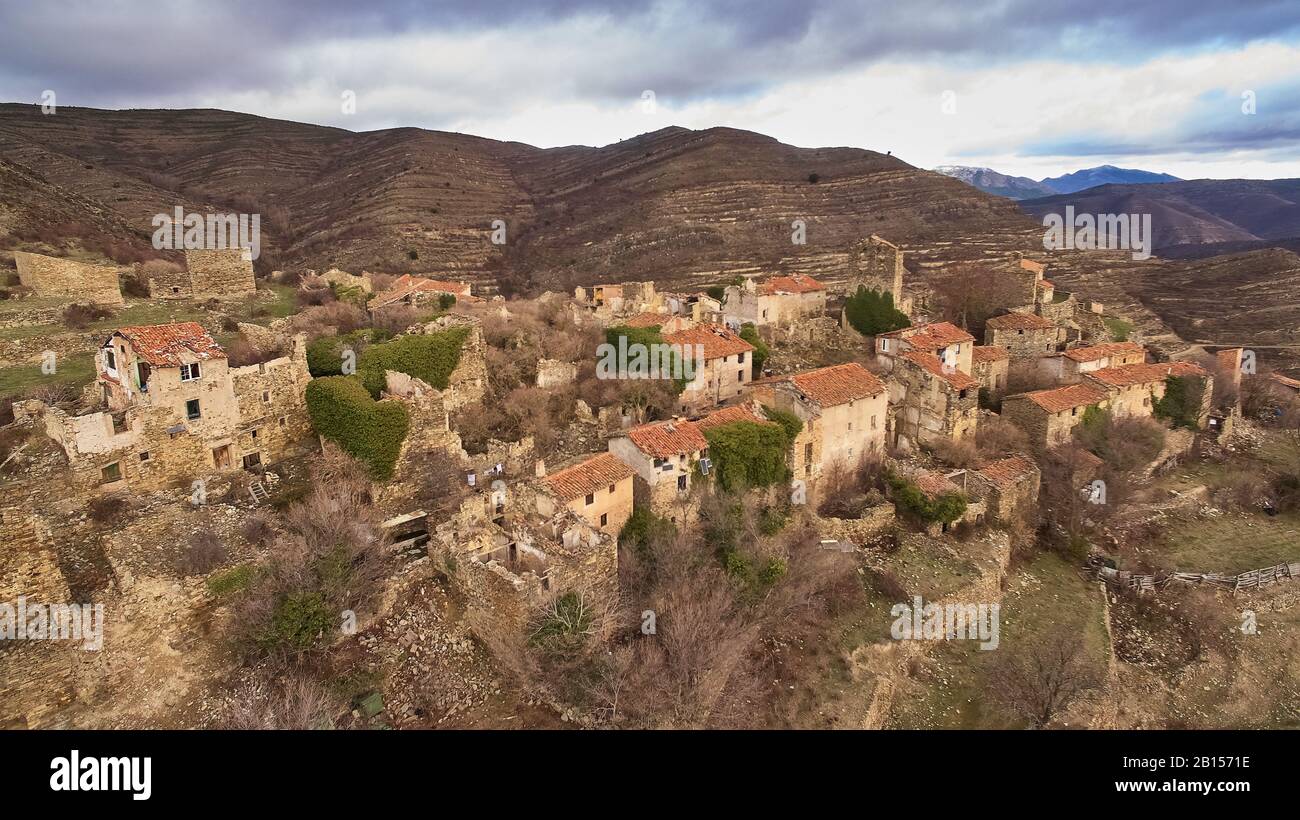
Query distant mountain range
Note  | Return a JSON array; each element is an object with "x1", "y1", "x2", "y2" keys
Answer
[
  {"x1": 935, "y1": 164, "x2": 1181, "y2": 199},
  {"x1": 1017, "y1": 179, "x2": 1300, "y2": 251}
]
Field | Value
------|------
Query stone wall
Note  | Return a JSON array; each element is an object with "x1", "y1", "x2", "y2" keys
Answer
[
  {"x1": 145, "y1": 264, "x2": 192, "y2": 299},
  {"x1": 849, "y1": 235, "x2": 905, "y2": 304},
  {"x1": 14, "y1": 252, "x2": 123, "y2": 305},
  {"x1": 183, "y1": 249, "x2": 256, "y2": 298},
  {"x1": 536, "y1": 358, "x2": 577, "y2": 389}
]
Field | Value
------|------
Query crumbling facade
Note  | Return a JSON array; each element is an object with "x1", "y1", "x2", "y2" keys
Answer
[
  {"x1": 848, "y1": 235, "x2": 906, "y2": 310},
  {"x1": 968, "y1": 455, "x2": 1040, "y2": 524},
  {"x1": 970, "y1": 345, "x2": 1010, "y2": 403},
  {"x1": 542, "y1": 452, "x2": 635, "y2": 537},
  {"x1": 886, "y1": 351, "x2": 980, "y2": 449},
  {"x1": 1000, "y1": 383, "x2": 1110, "y2": 452},
  {"x1": 984, "y1": 311, "x2": 1063, "y2": 359},
  {"x1": 368, "y1": 274, "x2": 473, "y2": 312},
  {"x1": 663, "y1": 324, "x2": 755, "y2": 413}
]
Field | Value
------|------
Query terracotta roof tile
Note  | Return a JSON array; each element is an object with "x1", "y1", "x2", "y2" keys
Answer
[
  {"x1": 977, "y1": 455, "x2": 1038, "y2": 489},
  {"x1": 758, "y1": 273, "x2": 824, "y2": 294},
  {"x1": 986, "y1": 312, "x2": 1057, "y2": 331},
  {"x1": 914, "y1": 471, "x2": 961, "y2": 499},
  {"x1": 1086, "y1": 361, "x2": 1208, "y2": 389},
  {"x1": 898, "y1": 350, "x2": 979, "y2": 391},
  {"x1": 114, "y1": 322, "x2": 225, "y2": 367},
  {"x1": 624, "y1": 419, "x2": 709, "y2": 458},
  {"x1": 369, "y1": 274, "x2": 472, "y2": 308},
  {"x1": 621, "y1": 312, "x2": 670, "y2": 328},
  {"x1": 545, "y1": 452, "x2": 635, "y2": 504},
  {"x1": 971, "y1": 345, "x2": 1010, "y2": 363},
  {"x1": 773, "y1": 362, "x2": 886, "y2": 406},
  {"x1": 1063, "y1": 342, "x2": 1145, "y2": 363},
  {"x1": 878, "y1": 321, "x2": 974, "y2": 349},
  {"x1": 1012, "y1": 383, "x2": 1108, "y2": 413},
  {"x1": 1019, "y1": 258, "x2": 1046, "y2": 275},
  {"x1": 663, "y1": 324, "x2": 754, "y2": 361},
  {"x1": 694, "y1": 403, "x2": 772, "y2": 432}
]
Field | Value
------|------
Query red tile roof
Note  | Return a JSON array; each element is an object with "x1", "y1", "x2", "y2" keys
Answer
[
  {"x1": 898, "y1": 350, "x2": 979, "y2": 390},
  {"x1": 1036, "y1": 279, "x2": 1056, "y2": 290},
  {"x1": 1086, "y1": 361, "x2": 1208, "y2": 389},
  {"x1": 879, "y1": 321, "x2": 974, "y2": 349},
  {"x1": 986, "y1": 312, "x2": 1057, "y2": 331},
  {"x1": 976, "y1": 455, "x2": 1038, "y2": 489},
  {"x1": 369, "y1": 274, "x2": 471, "y2": 308},
  {"x1": 544, "y1": 452, "x2": 635, "y2": 504},
  {"x1": 114, "y1": 322, "x2": 225, "y2": 367},
  {"x1": 971, "y1": 345, "x2": 1010, "y2": 363},
  {"x1": 1019, "y1": 258, "x2": 1046, "y2": 275},
  {"x1": 624, "y1": 418, "x2": 710, "y2": 458},
  {"x1": 663, "y1": 324, "x2": 754, "y2": 361},
  {"x1": 1063, "y1": 341, "x2": 1145, "y2": 363},
  {"x1": 694, "y1": 403, "x2": 771, "y2": 432},
  {"x1": 1012, "y1": 383, "x2": 1108, "y2": 413},
  {"x1": 914, "y1": 471, "x2": 962, "y2": 499},
  {"x1": 758, "y1": 273, "x2": 824, "y2": 295},
  {"x1": 774, "y1": 362, "x2": 886, "y2": 407}
]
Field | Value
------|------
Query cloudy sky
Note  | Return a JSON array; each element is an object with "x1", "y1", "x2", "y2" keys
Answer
[{"x1": 2, "y1": 0, "x2": 1298, "y2": 179}]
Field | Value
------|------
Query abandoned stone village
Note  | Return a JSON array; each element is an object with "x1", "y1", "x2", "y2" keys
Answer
[{"x1": 2, "y1": 233, "x2": 1298, "y2": 731}]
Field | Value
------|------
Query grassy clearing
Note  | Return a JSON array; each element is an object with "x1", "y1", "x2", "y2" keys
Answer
[
  {"x1": 1152, "y1": 510, "x2": 1300, "y2": 575},
  {"x1": 887, "y1": 551, "x2": 1108, "y2": 729},
  {"x1": 0, "y1": 299, "x2": 213, "y2": 342},
  {"x1": 0, "y1": 351, "x2": 96, "y2": 399}
]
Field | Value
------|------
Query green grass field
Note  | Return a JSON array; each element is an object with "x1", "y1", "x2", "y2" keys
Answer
[{"x1": 0, "y1": 351, "x2": 96, "y2": 399}]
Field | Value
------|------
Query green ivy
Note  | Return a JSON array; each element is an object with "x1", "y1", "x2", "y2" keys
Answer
[
  {"x1": 844, "y1": 286, "x2": 910, "y2": 336},
  {"x1": 760, "y1": 404, "x2": 803, "y2": 443},
  {"x1": 1153, "y1": 375, "x2": 1201, "y2": 429},
  {"x1": 703, "y1": 420, "x2": 792, "y2": 492},
  {"x1": 357, "y1": 325, "x2": 470, "y2": 398},
  {"x1": 739, "y1": 322, "x2": 769, "y2": 377},
  {"x1": 306, "y1": 376, "x2": 410, "y2": 480},
  {"x1": 888, "y1": 475, "x2": 968, "y2": 524},
  {"x1": 306, "y1": 329, "x2": 386, "y2": 377}
]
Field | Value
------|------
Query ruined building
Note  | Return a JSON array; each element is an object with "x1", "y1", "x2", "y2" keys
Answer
[
  {"x1": 721, "y1": 273, "x2": 826, "y2": 329},
  {"x1": 984, "y1": 311, "x2": 1064, "y2": 360},
  {"x1": 13, "y1": 321, "x2": 312, "y2": 494},
  {"x1": 14, "y1": 251, "x2": 123, "y2": 305},
  {"x1": 368, "y1": 274, "x2": 473, "y2": 313},
  {"x1": 662, "y1": 324, "x2": 756, "y2": 413}
]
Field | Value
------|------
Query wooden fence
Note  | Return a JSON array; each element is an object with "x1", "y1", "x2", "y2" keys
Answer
[{"x1": 1093, "y1": 561, "x2": 1300, "y2": 593}]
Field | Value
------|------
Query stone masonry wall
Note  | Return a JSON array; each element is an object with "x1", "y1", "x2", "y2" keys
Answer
[
  {"x1": 184, "y1": 249, "x2": 256, "y2": 298},
  {"x1": 14, "y1": 252, "x2": 123, "y2": 305}
]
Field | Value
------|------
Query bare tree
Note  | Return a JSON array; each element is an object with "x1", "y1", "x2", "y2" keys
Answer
[
  {"x1": 989, "y1": 626, "x2": 1101, "y2": 728},
  {"x1": 933, "y1": 263, "x2": 1027, "y2": 338}
]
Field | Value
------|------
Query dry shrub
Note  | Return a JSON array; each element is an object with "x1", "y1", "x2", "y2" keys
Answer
[
  {"x1": 928, "y1": 436, "x2": 979, "y2": 468},
  {"x1": 289, "y1": 302, "x2": 368, "y2": 339},
  {"x1": 240, "y1": 511, "x2": 275, "y2": 546},
  {"x1": 176, "y1": 530, "x2": 229, "y2": 575},
  {"x1": 1211, "y1": 468, "x2": 1271, "y2": 510},
  {"x1": 989, "y1": 625, "x2": 1101, "y2": 727},
  {"x1": 224, "y1": 334, "x2": 289, "y2": 367},
  {"x1": 372, "y1": 305, "x2": 432, "y2": 336},
  {"x1": 62, "y1": 303, "x2": 114, "y2": 329},
  {"x1": 976, "y1": 414, "x2": 1030, "y2": 459},
  {"x1": 223, "y1": 673, "x2": 339, "y2": 729},
  {"x1": 88, "y1": 493, "x2": 131, "y2": 526}
]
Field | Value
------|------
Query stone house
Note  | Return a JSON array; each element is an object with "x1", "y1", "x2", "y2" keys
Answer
[
  {"x1": 876, "y1": 321, "x2": 974, "y2": 375},
  {"x1": 662, "y1": 324, "x2": 755, "y2": 413},
  {"x1": 984, "y1": 311, "x2": 1063, "y2": 359},
  {"x1": 1000, "y1": 382, "x2": 1110, "y2": 452},
  {"x1": 970, "y1": 345, "x2": 1010, "y2": 403},
  {"x1": 901, "y1": 469, "x2": 986, "y2": 535},
  {"x1": 748, "y1": 362, "x2": 888, "y2": 496},
  {"x1": 542, "y1": 452, "x2": 636, "y2": 538},
  {"x1": 1036, "y1": 341, "x2": 1147, "y2": 383},
  {"x1": 1082, "y1": 361, "x2": 1213, "y2": 426},
  {"x1": 608, "y1": 416, "x2": 709, "y2": 516},
  {"x1": 886, "y1": 350, "x2": 980, "y2": 449},
  {"x1": 19, "y1": 322, "x2": 312, "y2": 493},
  {"x1": 722, "y1": 273, "x2": 826, "y2": 328},
  {"x1": 183, "y1": 249, "x2": 258, "y2": 298},
  {"x1": 968, "y1": 454, "x2": 1040, "y2": 525},
  {"x1": 661, "y1": 291, "x2": 722, "y2": 323},
  {"x1": 368, "y1": 274, "x2": 473, "y2": 312}
]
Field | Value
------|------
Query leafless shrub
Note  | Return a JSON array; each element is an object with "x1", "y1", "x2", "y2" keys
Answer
[
  {"x1": 223, "y1": 673, "x2": 339, "y2": 729},
  {"x1": 176, "y1": 530, "x2": 229, "y2": 575},
  {"x1": 88, "y1": 493, "x2": 131, "y2": 526},
  {"x1": 224, "y1": 334, "x2": 289, "y2": 367},
  {"x1": 928, "y1": 436, "x2": 979, "y2": 468},
  {"x1": 240, "y1": 511, "x2": 275, "y2": 546},
  {"x1": 1211, "y1": 468, "x2": 1272, "y2": 510},
  {"x1": 62, "y1": 302, "x2": 114, "y2": 329},
  {"x1": 288, "y1": 302, "x2": 368, "y2": 339},
  {"x1": 977, "y1": 414, "x2": 1030, "y2": 459}
]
